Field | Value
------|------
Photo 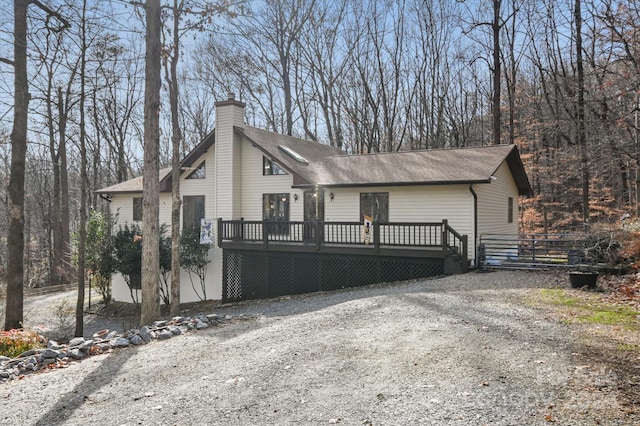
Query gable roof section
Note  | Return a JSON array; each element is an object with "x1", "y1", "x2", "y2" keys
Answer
[
  {"x1": 97, "y1": 125, "x2": 532, "y2": 197},
  {"x1": 317, "y1": 145, "x2": 531, "y2": 196},
  {"x1": 158, "y1": 130, "x2": 215, "y2": 192},
  {"x1": 237, "y1": 126, "x2": 346, "y2": 186},
  {"x1": 95, "y1": 167, "x2": 172, "y2": 194},
  {"x1": 95, "y1": 131, "x2": 215, "y2": 194}
]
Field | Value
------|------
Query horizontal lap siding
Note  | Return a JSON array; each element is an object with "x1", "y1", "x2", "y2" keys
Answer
[
  {"x1": 241, "y1": 143, "x2": 302, "y2": 221},
  {"x1": 182, "y1": 148, "x2": 216, "y2": 227},
  {"x1": 325, "y1": 185, "x2": 474, "y2": 258},
  {"x1": 111, "y1": 194, "x2": 134, "y2": 224},
  {"x1": 475, "y1": 162, "x2": 519, "y2": 236}
]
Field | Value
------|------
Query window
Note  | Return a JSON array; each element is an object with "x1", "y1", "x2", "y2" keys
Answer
[
  {"x1": 360, "y1": 192, "x2": 389, "y2": 223},
  {"x1": 508, "y1": 197, "x2": 514, "y2": 224},
  {"x1": 133, "y1": 197, "x2": 143, "y2": 221},
  {"x1": 183, "y1": 195, "x2": 205, "y2": 230},
  {"x1": 263, "y1": 193, "x2": 290, "y2": 235},
  {"x1": 263, "y1": 157, "x2": 287, "y2": 175},
  {"x1": 186, "y1": 162, "x2": 206, "y2": 179}
]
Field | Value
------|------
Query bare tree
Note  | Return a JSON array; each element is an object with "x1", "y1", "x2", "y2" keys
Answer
[
  {"x1": 75, "y1": 0, "x2": 89, "y2": 337},
  {"x1": 4, "y1": 0, "x2": 69, "y2": 331},
  {"x1": 140, "y1": 0, "x2": 162, "y2": 325},
  {"x1": 575, "y1": 0, "x2": 589, "y2": 222},
  {"x1": 164, "y1": 0, "x2": 183, "y2": 317}
]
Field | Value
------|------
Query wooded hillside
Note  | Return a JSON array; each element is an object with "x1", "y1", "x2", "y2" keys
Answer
[{"x1": 0, "y1": 0, "x2": 638, "y2": 287}]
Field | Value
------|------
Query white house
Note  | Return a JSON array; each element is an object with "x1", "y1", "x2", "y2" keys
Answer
[{"x1": 97, "y1": 93, "x2": 531, "y2": 304}]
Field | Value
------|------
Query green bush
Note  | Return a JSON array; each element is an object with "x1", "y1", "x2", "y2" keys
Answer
[
  {"x1": 180, "y1": 226, "x2": 211, "y2": 301},
  {"x1": 86, "y1": 210, "x2": 116, "y2": 304},
  {"x1": 112, "y1": 224, "x2": 143, "y2": 304}
]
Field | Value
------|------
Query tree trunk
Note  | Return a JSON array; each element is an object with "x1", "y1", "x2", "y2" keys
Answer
[
  {"x1": 57, "y1": 87, "x2": 71, "y2": 285},
  {"x1": 140, "y1": 0, "x2": 162, "y2": 326},
  {"x1": 75, "y1": 0, "x2": 88, "y2": 337},
  {"x1": 575, "y1": 0, "x2": 589, "y2": 223},
  {"x1": 5, "y1": 0, "x2": 29, "y2": 330},
  {"x1": 168, "y1": 0, "x2": 182, "y2": 317},
  {"x1": 492, "y1": 0, "x2": 502, "y2": 145}
]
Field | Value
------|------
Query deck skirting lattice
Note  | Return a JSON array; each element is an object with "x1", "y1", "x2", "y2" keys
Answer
[{"x1": 222, "y1": 249, "x2": 444, "y2": 303}]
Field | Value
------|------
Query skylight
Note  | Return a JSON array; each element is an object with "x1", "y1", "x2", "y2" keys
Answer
[{"x1": 278, "y1": 145, "x2": 309, "y2": 164}]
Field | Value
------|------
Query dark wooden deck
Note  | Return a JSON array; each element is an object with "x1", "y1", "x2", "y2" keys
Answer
[
  {"x1": 217, "y1": 218, "x2": 467, "y2": 263},
  {"x1": 217, "y1": 219, "x2": 469, "y2": 303}
]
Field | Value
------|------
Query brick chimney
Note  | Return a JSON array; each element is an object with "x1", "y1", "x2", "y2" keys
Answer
[{"x1": 214, "y1": 92, "x2": 245, "y2": 220}]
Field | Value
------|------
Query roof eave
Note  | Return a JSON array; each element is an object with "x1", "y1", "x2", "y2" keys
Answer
[{"x1": 292, "y1": 179, "x2": 492, "y2": 189}]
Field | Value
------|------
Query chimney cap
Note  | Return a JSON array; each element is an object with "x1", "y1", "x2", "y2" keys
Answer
[{"x1": 215, "y1": 92, "x2": 246, "y2": 108}]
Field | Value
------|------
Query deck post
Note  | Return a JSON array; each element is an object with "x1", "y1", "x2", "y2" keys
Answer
[
  {"x1": 462, "y1": 235, "x2": 468, "y2": 261},
  {"x1": 315, "y1": 220, "x2": 321, "y2": 251},
  {"x1": 217, "y1": 218, "x2": 223, "y2": 247},
  {"x1": 442, "y1": 219, "x2": 448, "y2": 254},
  {"x1": 262, "y1": 219, "x2": 269, "y2": 246},
  {"x1": 374, "y1": 221, "x2": 380, "y2": 252}
]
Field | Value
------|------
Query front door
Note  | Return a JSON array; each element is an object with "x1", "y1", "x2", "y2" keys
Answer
[{"x1": 303, "y1": 189, "x2": 324, "y2": 243}]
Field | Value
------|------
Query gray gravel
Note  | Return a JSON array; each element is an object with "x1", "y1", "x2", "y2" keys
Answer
[{"x1": 0, "y1": 270, "x2": 632, "y2": 425}]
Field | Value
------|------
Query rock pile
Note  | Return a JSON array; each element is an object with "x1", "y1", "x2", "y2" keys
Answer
[{"x1": 0, "y1": 313, "x2": 247, "y2": 383}]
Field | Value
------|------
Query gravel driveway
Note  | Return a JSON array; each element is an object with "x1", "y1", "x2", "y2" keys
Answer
[{"x1": 0, "y1": 271, "x2": 633, "y2": 425}]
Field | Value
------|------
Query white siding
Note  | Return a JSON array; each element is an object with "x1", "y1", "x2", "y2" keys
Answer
[
  {"x1": 111, "y1": 247, "x2": 222, "y2": 304},
  {"x1": 474, "y1": 162, "x2": 520, "y2": 236},
  {"x1": 324, "y1": 185, "x2": 475, "y2": 259},
  {"x1": 214, "y1": 101, "x2": 244, "y2": 219},
  {"x1": 111, "y1": 192, "x2": 171, "y2": 227},
  {"x1": 474, "y1": 162, "x2": 521, "y2": 262},
  {"x1": 240, "y1": 143, "x2": 301, "y2": 220},
  {"x1": 111, "y1": 194, "x2": 135, "y2": 224},
  {"x1": 181, "y1": 146, "x2": 216, "y2": 229},
  {"x1": 111, "y1": 145, "x2": 224, "y2": 304}
]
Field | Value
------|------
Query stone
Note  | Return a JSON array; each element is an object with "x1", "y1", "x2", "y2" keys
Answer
[
  {"x1": 19, "y1": 349, "x2": 36, "y2": 358},
  {"x1": 68, "y1": 337, "x2": 86, "y2": 347},
  {"x1": 106, "y1": 331, "x2": 118, "y2": 340},
  {"x1": 153, "y1": 320, "x2": 168, "y2": 328},
  {"x1": 111, "y1": 337, "x2": 130, "y2": 348},
  {"x1": 129, "y1": 335, "x2": 145, "y2": 346},
  {"x1": 96, "y1": 342, "x2": 111, "y2": 351},
  {"x1": 124, "y1": 329, "x2": 140, "y2": 338},
  {"x1": 41, "y1": 358, "x2": 57, "y2": 365},
  {"x1": 0, "y1": 371, "x2": 11, "y2": 379},
  {"x1": 139, "y1": 326, "x2": 155, "y2": 343},
  {"x1": 78, "y1": 340, "x2": 94, "y2": 352},
  {"x1": 0, "y1": 356, "x2": 11, "y2": 363},
  {"x1": 195, "y1": 320, "x2": 209, "y2": 330},
  {"x1": 40, "y1": 349, "x2": 62, "y2": 360},
  {"x1": 196, "y1": 314, "x2": 209, "y2": 324},
  {"x1": 171, "y1": 316, "x2": 185, "y2": 324},
  {"x1": 156, "y1": 330, "x2": 173, "y2": 340},
  {"x1": 169, "y1": 326, "x2": 182, "y2": 336},
  {"x1": 67, "y1": 349, "x2": 85, "y2": 360}
]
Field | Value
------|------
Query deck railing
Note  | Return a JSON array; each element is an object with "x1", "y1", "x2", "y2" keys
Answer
[{"x1": 218, "y1": 218, "x2": 467, "y2": 260}]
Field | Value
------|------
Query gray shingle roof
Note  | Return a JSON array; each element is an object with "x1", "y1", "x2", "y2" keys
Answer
[
  {"x1": 95, "y1": 168, "x2": 172, "y2": 194},
  {"x1": 303, "y1": 145, "x2": 531, "y2": 195},
  {"x1": 96, "y1": 126, "x2": 532, "y2": 197}
]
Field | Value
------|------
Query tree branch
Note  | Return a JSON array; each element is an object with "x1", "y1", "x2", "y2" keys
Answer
[{"x1": 31, "y1": 0, "x2": 71, "y2": 31}]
